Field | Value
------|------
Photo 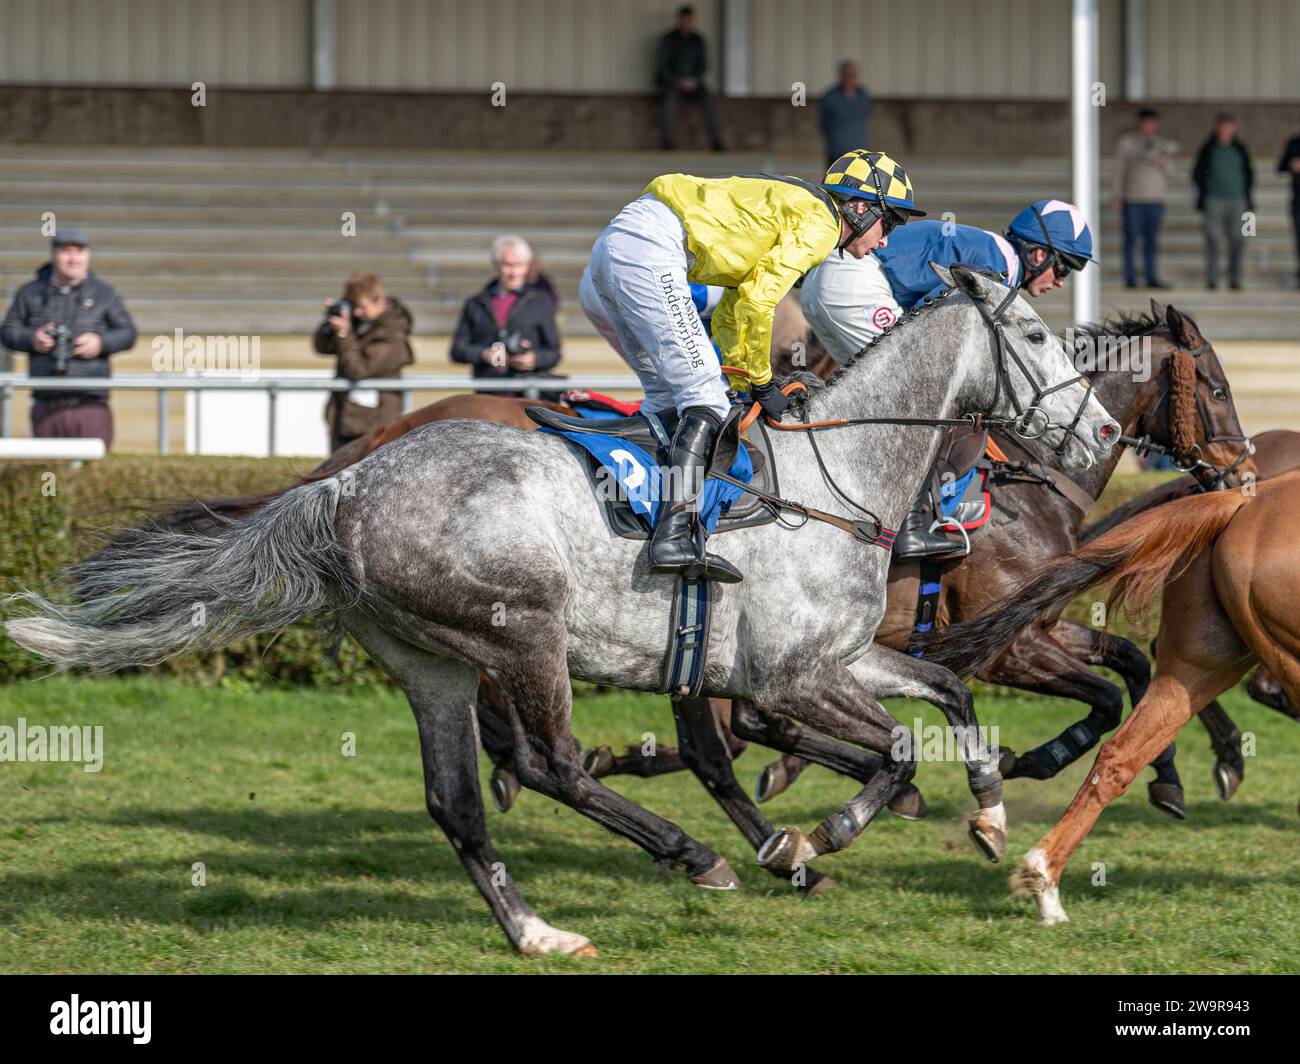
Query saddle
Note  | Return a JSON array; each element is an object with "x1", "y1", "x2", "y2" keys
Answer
[{"x1": 526, "y1": 406, "x2": 779, "y2": 540}]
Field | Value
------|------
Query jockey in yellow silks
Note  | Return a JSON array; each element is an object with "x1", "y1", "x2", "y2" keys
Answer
[{"x1": 577, "y1": 150, "x2": 924, "y2": 583}]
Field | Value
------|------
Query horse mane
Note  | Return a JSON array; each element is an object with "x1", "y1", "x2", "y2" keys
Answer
[
  {"x1": 819, "y1": 285, "x2": 959, "y2": 392},
  {"x1": 1069, "y1": 310, "x2": 1163, "y2": 342}
]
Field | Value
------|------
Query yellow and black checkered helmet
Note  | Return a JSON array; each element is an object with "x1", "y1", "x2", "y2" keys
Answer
[{"x1": 822, "y1": 149, "x2": 925, "y2": 217}]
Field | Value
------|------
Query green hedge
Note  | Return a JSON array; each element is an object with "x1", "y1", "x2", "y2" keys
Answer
[
  {"x1": 0, "y1": 455, "x2": 390, "y2": 689},
  {"x1": 0, "y1": 455, "x2": 1182, "y2": 689}
]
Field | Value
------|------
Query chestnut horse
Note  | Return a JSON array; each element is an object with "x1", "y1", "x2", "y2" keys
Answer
[
  {"x1": 924, "y1": 471, "x2": 1300, "y2": 923},
  {"x1": 1080, "y1": 428, "x2": 1300, "y2": 802}
]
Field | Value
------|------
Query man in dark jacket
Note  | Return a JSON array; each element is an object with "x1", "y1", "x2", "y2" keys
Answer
[
  {"x1": 313, "y1": 271, "x2": 414, "y2": 452},
  {"x1": 450, "y1": 235, "x2": 561, "y2": 396},
  {"x1": 1, "y1": 228, "x2": 136, "y2": 448},
  {"x1": 819, "y1": 61, "x2": 870, "y2": 169},
  {"x1": 1278, "y1": 129, "x2": 1300, "y2": 286},
  {"x1": 656, "y1": 5, "x2": 723, "y2": 151},
  {"x1": 1192, "y1": 113, "x2": 1254, "y2": 289}
]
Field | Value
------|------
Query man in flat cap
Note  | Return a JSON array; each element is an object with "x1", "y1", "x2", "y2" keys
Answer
[{"x1": 1, "y1": 228, "x2": 136, "y2": 448}]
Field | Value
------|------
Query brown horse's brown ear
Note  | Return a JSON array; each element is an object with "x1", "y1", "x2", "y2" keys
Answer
[
  {"x1": 1149, "y1": 297, "x2": 1168, "y2": 321},
  {"x1": 1165, "y1": 304, "x2": 1205, "y2": 349}
]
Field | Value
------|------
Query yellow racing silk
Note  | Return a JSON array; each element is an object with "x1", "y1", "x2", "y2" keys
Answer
[{"x1": 644, "y1": 173, "x2": 842, "y2": 387}]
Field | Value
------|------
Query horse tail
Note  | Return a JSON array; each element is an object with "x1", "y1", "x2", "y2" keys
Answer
[
  {"x1": 925, "y1": 488, "x2": 1251, "y2": 678},
  {"x1": 6, "y1": 477, "x2": 358, "y2": 673}
]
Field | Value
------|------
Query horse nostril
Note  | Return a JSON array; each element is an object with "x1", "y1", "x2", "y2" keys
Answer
[{"x1": 1096, "y1": 421, "x2": 1120, "y2": 445}]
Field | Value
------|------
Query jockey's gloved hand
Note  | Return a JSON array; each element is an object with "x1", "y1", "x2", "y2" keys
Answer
[{"x1": 750, "y1": 380, "x2": 789, "y2": 420}]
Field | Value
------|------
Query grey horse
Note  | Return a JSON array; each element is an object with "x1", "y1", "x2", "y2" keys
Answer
[{"x1": 7, "y1": 264, "x2": 1120, "y2": 956}]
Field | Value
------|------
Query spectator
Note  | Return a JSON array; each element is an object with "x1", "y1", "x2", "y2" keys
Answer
[
  {"x1": 451, "y1": 235, "x2": 561, "y2": 396},
  {"x1": 313, "y1": 272, "x2": 414, "y2": 453},
  {"x1": 1113, "y1": 107, "x2": 1174, "y2": 289},
  {"x1": 525, "y1": 252, "x2": 560, "y2": 307},
  {"x1": 1192, "y1": 113, "x2": 1254, "y2": 290},
  {"x1": 0, "y1": 228, "x2": 135, "y2": 449},
  {"x1": 656, "y1": 5, "x2": 723, "y2": 152},
  {"x1": 1277, "y1": 128, "x2": 1300, "y2": 287},
  {"x1": 819, "y1": 60, "x2": 871, "y2": 170}
]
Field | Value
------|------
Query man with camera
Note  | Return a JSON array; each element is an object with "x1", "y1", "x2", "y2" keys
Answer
[
  {"x1": 450, "y1": 235, "x2": 562, "y2": 395},
  {"x1": 1, "y1": 228, "x2": 136, "y2": 448},
  {"x1": 314, "y1": 272, "x2": 415, "y2": 453}
]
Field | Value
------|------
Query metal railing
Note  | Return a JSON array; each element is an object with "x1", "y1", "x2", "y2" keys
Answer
[{"x1": 0, "y1": 372, "x2": 644, "y2": 456}]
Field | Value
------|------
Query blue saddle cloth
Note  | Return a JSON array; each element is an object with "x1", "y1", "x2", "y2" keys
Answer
[
  {"x1": 939, "y1": 466, "x2": 979, "y2": 517},
  {"x1": 543, "y1": 413, "x2": 753, "y2": 533}
]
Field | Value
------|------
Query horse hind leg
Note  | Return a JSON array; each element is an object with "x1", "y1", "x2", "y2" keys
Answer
[
  {"x1": 497, "y1": 663, "x2": 739, "y2": 891},
  {"x1": 346, "y1": 616, "x2": 595, "y2": 956}
]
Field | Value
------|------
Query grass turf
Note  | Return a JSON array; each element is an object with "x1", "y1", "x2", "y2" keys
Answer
[{"x1": 1, "y1": 674, "x2": 1297, "y2": 974}]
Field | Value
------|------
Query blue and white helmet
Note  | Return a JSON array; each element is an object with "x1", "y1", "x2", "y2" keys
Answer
[{"x1": 1006, "y1": 199, "x2": 1098, "y2": 281}]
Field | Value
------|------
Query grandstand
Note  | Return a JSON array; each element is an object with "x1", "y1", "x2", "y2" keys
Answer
[{"x1": 1, "y1": 141, "x2": 1296, "y2": 451}]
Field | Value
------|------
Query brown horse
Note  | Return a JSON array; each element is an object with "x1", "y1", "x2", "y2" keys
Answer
[
  {"x1": 1082, "y1": 429, "x2": 1300, "y2": 799},
  {"x1": 923, "y1": 472, "x2": 1300, "y2": 923}
]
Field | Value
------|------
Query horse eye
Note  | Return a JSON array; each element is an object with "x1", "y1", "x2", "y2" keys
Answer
[
  {"x1": 1027, "y1": 331, "x2": 1046, "y2": 345},
  {"x1": 1212, "y1": 386, "x2": 1228, "y2": 401}
]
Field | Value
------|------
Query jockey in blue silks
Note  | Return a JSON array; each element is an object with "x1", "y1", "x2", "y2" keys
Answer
[{"x1": 800, "y1": 198, "x2": 1098, "y2": 559}]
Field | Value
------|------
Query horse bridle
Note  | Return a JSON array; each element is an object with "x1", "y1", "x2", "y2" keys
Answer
[
  {"x1": 715, "y1": 283, "x2": 1107, "y2": 544},
  {"x1": 1118, "y1": 339, "x2": 1254, "y2": 491},
  {"x1": 972, "y1": 283, "x2": 1103, "y2": 463}
]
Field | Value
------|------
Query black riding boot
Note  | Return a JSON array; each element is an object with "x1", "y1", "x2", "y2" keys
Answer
[
  {"x1": 891, "y1": 489, "x2": 965, "y2": 561},
  {"x1": 649, "y1": 408, "x2": 743, "y2": 584}
]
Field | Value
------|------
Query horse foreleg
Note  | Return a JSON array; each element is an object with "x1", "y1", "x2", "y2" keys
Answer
[
  {"x1": 732, "y1": 702, "x2": 927, "y2": 819},
  {"x1": 670, "y1": 698, "x2": 832, "y2": 894},
  {"x1": 1015, "y1": 551, "x2": 1252, "y2": 925},
  {"x1": 752, "y1": 665, "x2": 916, "y2": 872},
  {"x1": 1014, "y1": 668, "x2": 1239, "y2": 925}
]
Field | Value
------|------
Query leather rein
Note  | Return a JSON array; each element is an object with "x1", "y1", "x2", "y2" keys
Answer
[{"x1": 718, "y1": 284, "x2": 1100, "y2": 547}]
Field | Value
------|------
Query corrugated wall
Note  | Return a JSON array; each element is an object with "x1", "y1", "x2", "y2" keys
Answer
[
  {"x1": 333, "y1": 0, "x2": 721, "y2": 92},
  {"x1": 747, "y1": 0, "x2": 1123, "y2": 99},
  {"x1": 1144, "y1": 0, "x2": 1300, "y2": 101},
  {"x1": 0, "y1": 0, "x2": 310, "y2": 87},
  {"x1": 0, "y1": 0, "x2": 1294, "y2": 100}
]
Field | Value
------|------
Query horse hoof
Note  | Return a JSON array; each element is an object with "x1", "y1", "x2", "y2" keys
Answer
[
  {"x1": 489, "y1": 767, "x2": 519, "y2": 813},
  {"x1": 801, "y1": 872, "x2": 835, "y2": 897},
  {"x1": 518, "y1": 917, "x2": 599, "y2": 957},
  {"x1": 1010, "y1": 848, "x2": 1070, "y2": 925},
  {"x1": 581, "y1": 746, "x2": 614, "y2": 778},
  {"x1": 968, "y1": 821, "x2": 1006, "y2": 863},
  {"x1": 1148, "y1": 781, "x2": 1187, "y2": 820},
  {"x1": 998, "y1": 747, "x2": 1019, "y2": 777},
  {"x1": 689, "y1": 857, "x2": 740, "y2": 890},
  {"x1": 887, "y1": 783, "x2": 929, "y2": 821},
  {"x1": 1213, "y1": 762, "x2": 1242, "y2": 801},
  {"x1": 756, "y1": 828, "x2": 818, "y2": 872},
  {"x1": 754, "y1": 762, "x2": 787, "y2": 803}
]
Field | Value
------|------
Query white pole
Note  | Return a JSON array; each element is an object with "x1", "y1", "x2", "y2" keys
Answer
[
  {"x1": 312, "y1": 0, "x2": 336, "y2": 91},
  {"x1": 1124, "y1": 0, "x2": 1146, "y2": 102},
  {"x1": 1072, "y1": 0, "x2": 1100, "y2": 326},
  {"x1": 722, "y1": 0, "x2": 749, "y2": 97}
]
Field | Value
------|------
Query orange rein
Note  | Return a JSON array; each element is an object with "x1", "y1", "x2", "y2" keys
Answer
[{"x1": 721, "y1": 367, "x2": 851, "y2": 434}]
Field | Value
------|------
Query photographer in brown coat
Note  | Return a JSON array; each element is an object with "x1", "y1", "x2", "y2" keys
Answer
[{"x1": 314, "y1": 272, "x2": 414, "y2": 452}]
